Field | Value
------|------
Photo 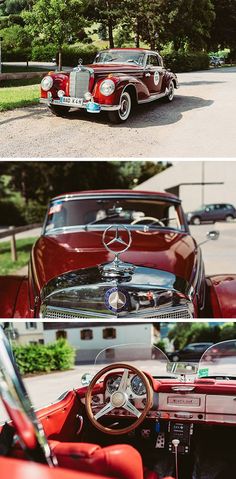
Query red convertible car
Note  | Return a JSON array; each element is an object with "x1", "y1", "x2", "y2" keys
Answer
[
  {"x1": 0, "y1": 189, "x2": 236, "y2": 319},
  {"x1": 40, "y1": 48, "x2": 178, "y2": 123},
  {"x1": 1, "y1": 328, "x2": 236, "y2": 479}
]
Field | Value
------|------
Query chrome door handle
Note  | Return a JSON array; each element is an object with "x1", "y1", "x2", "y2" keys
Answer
[{"x1": 145, "y1": 72, "x2": 151, "y2": 77}]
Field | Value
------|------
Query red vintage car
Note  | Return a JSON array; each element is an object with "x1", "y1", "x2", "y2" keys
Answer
[
  {"x1": 40, "y1": 48, "x2": 178, "y2": 123},
  {"x1": 0, "y1": 189, "x2": 235, "y2": 319},
  {"x1": 1, "y1": 329, "x2": 236, "y2": 479}
]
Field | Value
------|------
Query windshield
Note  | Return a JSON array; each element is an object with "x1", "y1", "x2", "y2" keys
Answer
[
  {"x1": 94, "y1": 50, "x2": 145, "y2": 65},
  {"x1": 90, "y1": 343, "x2": 197, "y2": 380},
  {"x1": 198, "y1": 340, "x2": 236, "y2": 379},
  {"x1": 44, "y1": 197, "x2": 184, "y2": 235}
]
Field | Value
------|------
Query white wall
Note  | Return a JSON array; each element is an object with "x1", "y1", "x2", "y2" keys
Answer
[
  {"x1": 136, "y1": 161, "x2": 236, "y2": 211},
  {"x1": 13, "y1": 322, "x2": 44, "y2": 344},
  {"x1": 44, "y1": 324, "x2": 153, "y2": 350}
]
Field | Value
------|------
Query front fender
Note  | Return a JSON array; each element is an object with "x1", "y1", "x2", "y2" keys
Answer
[
  {"x1": 92, "y1": 75, "x2": 149, "y2": 105},
  {"x1": 205, "y1": 275, "x2": 236, "y2": 318},
  {"x1": 0, "y1": 276, "x2": 33, "y2": 318}
]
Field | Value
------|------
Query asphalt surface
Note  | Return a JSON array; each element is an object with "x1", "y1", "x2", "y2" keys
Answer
[{"x1": 1, "y1": 67, "x2": 236, "y2": 157}]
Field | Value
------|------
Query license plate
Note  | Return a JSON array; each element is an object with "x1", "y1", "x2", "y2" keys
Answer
[{"x1": 58, "y1": 97, "x2": 83, "y2": 106}]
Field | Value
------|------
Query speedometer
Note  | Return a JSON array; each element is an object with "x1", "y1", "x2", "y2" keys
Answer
[
  {"x1": 131, "y1": 375, "x2": 146, "y2": 396},
  {"x1": 106, "y1": 375, "x2": 121, "y2": 393}
]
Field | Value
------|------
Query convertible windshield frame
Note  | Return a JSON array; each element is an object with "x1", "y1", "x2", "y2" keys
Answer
[
  {"x1": 42, "y1": 194, "x2": 187, "y2": 236},
  {"x1": 93, "y1": 50, "x2": 146, "y2": 66}
]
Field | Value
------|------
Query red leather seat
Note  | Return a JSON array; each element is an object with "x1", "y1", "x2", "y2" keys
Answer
[{"x1": 50, "y1": 441, "x2": 175, "y2": 479}]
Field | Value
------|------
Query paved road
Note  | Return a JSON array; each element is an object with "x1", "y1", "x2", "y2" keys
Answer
[{"x1": 0, "y1": 67, "x2": 235, "y2": 157}]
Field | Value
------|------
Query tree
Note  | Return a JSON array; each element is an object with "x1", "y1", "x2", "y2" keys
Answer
[
  {"x1": 81, "y1": 0, "x2": 123, "y2": 48},
  {"x1": 168, "y1": 323, "x2": 221, "y2": 349},
  {"x1": 159, "y1": 0, "x2": 215, "y2": 51},
  {"x1": 23, "y1": 0, "x2": 86, "y2": 70},
  {"x1": 0, "y1": 161, "x2": 167, "y2": 206},
  {"x1": 209, "y1": 0, "x2": 236, "y2": 51}
]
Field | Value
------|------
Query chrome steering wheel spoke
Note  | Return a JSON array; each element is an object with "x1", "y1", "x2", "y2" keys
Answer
[{"x1": 94, "y1": 401, "x2": 114, "y2": 420}]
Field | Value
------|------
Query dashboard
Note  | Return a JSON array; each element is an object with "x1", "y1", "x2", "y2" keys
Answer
[{"x1": 83, "y1": 372, "x2": 236, "y2": 426}]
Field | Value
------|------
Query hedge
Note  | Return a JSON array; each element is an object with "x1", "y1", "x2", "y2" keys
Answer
[
  {"x1": 1, "y1": 47, "x2": 31, "y2": 62},
  {"x1": 0, "y1": 200, "x2": 25, "y2": 227},
  {"x1": 3, "y1": 44, "x2": 98, "y2": 66},
  {"x1": 23, "y1": 200, "x2": 47, "y2": 224},
  {"x1": 13, "y1": 339, "x2": 75, "y2": 375},
  {"x1": 162, "y1": 51, "x2": 209, "y2": 73}
]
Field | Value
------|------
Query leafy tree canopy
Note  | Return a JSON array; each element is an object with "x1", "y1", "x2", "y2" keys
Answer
[{"x1": 0, "y1": 161, "x2": 168, "y2": 205}]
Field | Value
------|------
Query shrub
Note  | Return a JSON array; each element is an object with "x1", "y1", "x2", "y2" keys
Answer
[
  {"x1": 31, "y1": 43, "x2": 57, "y2": 62},
  {"x1": 161, "y1": 51, "x2": 209, "y2": 73},
  {"x1": 0, "y1": 14, "x2": 24, "y2": 29},
  {"x1": 23, "y1": 200, "x2": 47, "y2": 224},
  {"x1": 13, "y1": 339, "x2": 75, "y2": 375},
  {"x1": 1, "y1": 47, "x2": 31, "y2": 62},
  {"x1": 0, "y1": 200, "x2": 25, "y2": 227},
  {"x1": 58, "y1": 44, "x2": 98, "y2": 67}
]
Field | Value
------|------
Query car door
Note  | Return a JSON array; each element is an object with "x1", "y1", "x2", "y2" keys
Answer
[{"x1": 143, "y1": 53, "x2": 164, "y2": 94}]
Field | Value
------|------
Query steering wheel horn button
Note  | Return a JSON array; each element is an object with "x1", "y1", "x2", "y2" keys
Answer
[{"x1": 111, "y1": 391, "x2": 127, "y2": 408}]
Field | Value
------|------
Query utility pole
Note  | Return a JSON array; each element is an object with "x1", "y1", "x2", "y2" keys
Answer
[{"x1": 201, "y1": 161, "x2": 205, "y2": 205}]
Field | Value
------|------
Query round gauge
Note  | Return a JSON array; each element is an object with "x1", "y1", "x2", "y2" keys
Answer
[
  {"x1": 106, "y1": 375, "x2": 121, "y2": 394},
  {"x1": 131, "y1": 375, "x2": 146, "y2": 396}
]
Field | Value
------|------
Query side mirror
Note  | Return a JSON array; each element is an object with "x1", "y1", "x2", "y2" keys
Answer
[
  {"x1": 81, "y1": 373, "x2": 92, "y2": 386},
  {"x1": 197, "y1": 230, "x2": 220, "y2": 247},
  {"x1": 206, "y1": 230, "x2": 220, "y2": 241}
]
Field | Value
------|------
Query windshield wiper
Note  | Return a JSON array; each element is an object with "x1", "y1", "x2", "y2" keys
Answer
[{"x1": 84, "y1": 213, "x2": 121, "y2": 229}]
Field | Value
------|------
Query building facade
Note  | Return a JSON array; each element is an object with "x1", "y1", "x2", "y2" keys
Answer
[{"x1": 135, "y1": 161, "x2": 236, "y2": 212}]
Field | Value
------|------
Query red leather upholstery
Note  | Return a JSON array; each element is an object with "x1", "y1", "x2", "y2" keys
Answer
[
  {"x1": 50, "y1": 441, "x2": 175, "y2": 479},
  {"x1": 0, "y1": 456, "x2": 113, "y2": 479},
  {"x1": 50, "y1": 442, "x2": 143, "y2": 479}
]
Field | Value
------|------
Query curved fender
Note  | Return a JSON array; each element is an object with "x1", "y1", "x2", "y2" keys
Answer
[
  {"x1": 93, "y1": 75, "x2": 149, "y2": 105},
  {"x1": 206, "y1": 275, "x2": 236, "y2": 318},
  {"x1": 0, "y1": 276, "x2": 33, "y2": 318}
]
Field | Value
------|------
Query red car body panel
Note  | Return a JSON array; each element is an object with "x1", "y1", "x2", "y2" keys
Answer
[
  {"x1": 40, "y1": 48, "x2": 178, "y2": 119},
  {"x1": 207, "y1": 275, "x2": 236, "y2": 318},
  {"x1": 0, "y1": 189, "x2": 236, "y2": 318},
  {"x1": 31, "y1": 231, "x2": 197, "y2": 293}
]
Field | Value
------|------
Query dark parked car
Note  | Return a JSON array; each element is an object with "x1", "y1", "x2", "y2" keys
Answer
[
  {"x1": 187, "y1": 203, "x2": 236, "y2": 225},
  {"x1": 168, "y1": 342, "x2": 214, "y2": 362}
]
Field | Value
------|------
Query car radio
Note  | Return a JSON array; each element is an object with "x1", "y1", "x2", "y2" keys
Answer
[{"x1": 168, "y1": 422, "x2": 193, "y2": 454}]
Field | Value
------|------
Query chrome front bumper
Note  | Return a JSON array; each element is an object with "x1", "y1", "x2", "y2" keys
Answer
[{"x1": 40, "y1": 98, "x2": 121, "y2": 111}]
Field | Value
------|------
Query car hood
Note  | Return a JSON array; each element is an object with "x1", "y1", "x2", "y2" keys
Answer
[
  {"x1": 87, "y1": 63, "x2": 143, "y2": 75},
  {"x1": 31, "y1": 230, "x2": 197, "y2": 292}
]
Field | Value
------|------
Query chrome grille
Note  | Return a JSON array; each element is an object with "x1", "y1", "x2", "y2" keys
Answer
[
  {"x1": 41, "y1": 306, "x2": 192, "y2": 320},
  {"x1": 69, "y1": 69, "x2": 90, "y2": 98}
]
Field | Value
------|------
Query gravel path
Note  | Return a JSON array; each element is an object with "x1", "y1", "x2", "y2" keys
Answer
[{"x1": 1, "y1": 67, "x2": 236, "y2": 157}]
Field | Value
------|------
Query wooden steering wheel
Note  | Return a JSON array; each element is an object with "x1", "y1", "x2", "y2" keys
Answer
[
  {"x1": 131, "y1": 216, "x2": 165, "y2": 227},
  {"x1": 85, "y1": 363, "x2": 153, "y2": 435}
]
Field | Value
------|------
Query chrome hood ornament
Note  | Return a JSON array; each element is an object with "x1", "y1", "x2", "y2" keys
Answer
[{"x1": 101, "y1": 225, "x2": 135, "y2": 281}]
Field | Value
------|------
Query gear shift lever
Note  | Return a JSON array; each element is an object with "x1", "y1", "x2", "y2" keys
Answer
[{"x1": 172, "y1": 439, "x2": 180, "y2": 479}]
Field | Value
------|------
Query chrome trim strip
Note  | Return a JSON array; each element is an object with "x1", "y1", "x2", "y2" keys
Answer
[
  {"x1": 138, "y1": 91, "x2": 167, "y2": 104},
  {"x1": 39, "y1": 98, "x2": 120, "y2": 111}
]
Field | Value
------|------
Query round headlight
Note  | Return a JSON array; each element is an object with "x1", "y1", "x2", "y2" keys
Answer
[
  {"x1": 99, "y1": 79, "x2": 115, "y2": 96},
  {"x1": 41, "y1": 75, "x2": 53, "y2": 92}
]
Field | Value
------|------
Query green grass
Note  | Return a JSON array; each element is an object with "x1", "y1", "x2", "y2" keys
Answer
[
  {"x1": 0, "y1": 84, "x2": 40, "y2": 111},
  {"x1": 0, "y1": 237, "x2": 36, "y2": 275}
]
